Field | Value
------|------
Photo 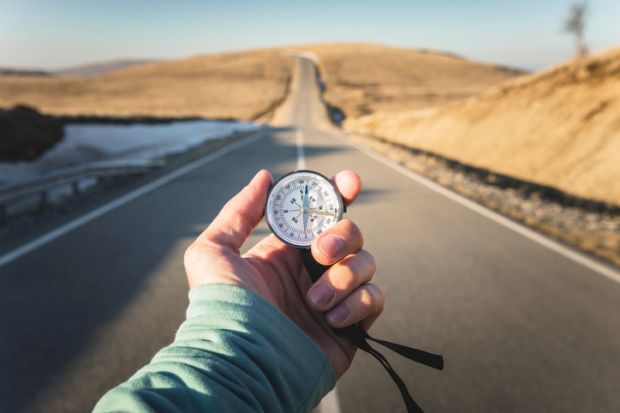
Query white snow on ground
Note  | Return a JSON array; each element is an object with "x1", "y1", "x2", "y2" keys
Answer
[{"x1": 0, "y1": 120, "x2": 260, "y2": 187}]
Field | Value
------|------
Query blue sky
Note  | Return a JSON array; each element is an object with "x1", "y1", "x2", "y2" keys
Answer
[{"x1": 1, "y1": 0, "x2": 618, "y2": 70}]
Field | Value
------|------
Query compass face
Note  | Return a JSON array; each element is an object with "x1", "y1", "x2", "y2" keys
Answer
[{"x1": 265, "y1": 170, "x2": 344, "y2": 248}]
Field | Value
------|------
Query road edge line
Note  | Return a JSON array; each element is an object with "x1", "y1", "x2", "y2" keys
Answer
[
  {"x1": 0, "y1": 131, "x2": 266, "y2": 269},
  {"x1": 337, "y1": 134, "x2": 620, "y2": 284}
]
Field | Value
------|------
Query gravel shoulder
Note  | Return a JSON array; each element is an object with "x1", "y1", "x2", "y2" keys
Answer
[{"x1": 346, "y1": 132, "x2": 619, "y2": 267}]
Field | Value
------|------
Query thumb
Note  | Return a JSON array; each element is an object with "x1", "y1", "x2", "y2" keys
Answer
[{"x1": 200, "y1": 170, "x2": 273, "y2": 252}]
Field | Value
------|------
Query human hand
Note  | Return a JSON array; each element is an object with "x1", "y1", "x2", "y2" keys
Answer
[{"x1": 184, "y1": 170, "x2": 384, "y2": 377}]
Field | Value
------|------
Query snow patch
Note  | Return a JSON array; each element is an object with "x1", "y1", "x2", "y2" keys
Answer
[{"x1": 0, "y1": 120, "x2": 260, "y2": 187}]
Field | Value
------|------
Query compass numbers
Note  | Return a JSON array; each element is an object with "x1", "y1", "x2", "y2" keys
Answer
[{"x1": 266, "y1": 171, "x2": 344, "y2": 247}]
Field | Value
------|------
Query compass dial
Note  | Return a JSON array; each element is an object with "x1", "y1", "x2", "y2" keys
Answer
[{"x1": 265, "y1": 170, "x2": 344, "y2": 248}]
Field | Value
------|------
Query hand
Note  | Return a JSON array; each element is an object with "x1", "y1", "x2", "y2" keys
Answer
[{"x1": 184, "y1": 169, "x2": 385, "y2": 377}]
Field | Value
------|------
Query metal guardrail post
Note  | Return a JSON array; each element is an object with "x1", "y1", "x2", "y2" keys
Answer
[
  {"x1": 39, "y1": 191, "x2": 48, "y2": 212},
  {"x1": 0, "y1": 159, "x2": 162, "y2": 225},
  {"x1": 72, "y1": 181, "x2": 80, "y2": 196}
]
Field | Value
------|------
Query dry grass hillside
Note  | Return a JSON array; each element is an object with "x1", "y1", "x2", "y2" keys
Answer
[
  {"x1": 0, "y1": 43, "x2": 518, "y2": 122},
  {"x1": 349, "y1": 47, "x2": 620, "y2": 205},
  {"x1": 290, "y1": 43, "x2": 522, "y2": 118},
  {"x1": 0, "y1": 49, "x2": 293, "y2": 120}
]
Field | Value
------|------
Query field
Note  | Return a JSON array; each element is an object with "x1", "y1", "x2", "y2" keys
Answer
[
  {"x1": 0, "y1": 49, "x2": 293, "y2": 120},
  {"x1": 0, "y1": 43, "x2": 520, "y2": 123}
]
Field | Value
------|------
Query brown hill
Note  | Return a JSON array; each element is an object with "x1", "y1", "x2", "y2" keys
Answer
[
  {"x1": 0, "y1": 43, "x2": 519, "y2": 123},
  {"x1": 53, "y1": 59, "x2": 158, "y2": 77},
  {"x1": 0, "y1": 49, "x2": 292, "y2": 120},
  {"x1": 290, "y1": 43, "x2": 523, "y2": 119},
  {"x1": 349, "y1": 47, "x2": 620, "y2": 205}
]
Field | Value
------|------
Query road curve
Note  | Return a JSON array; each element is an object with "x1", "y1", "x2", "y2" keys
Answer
[{"x1": 1, "y1": 57, "x2": 619, "y2": 413}]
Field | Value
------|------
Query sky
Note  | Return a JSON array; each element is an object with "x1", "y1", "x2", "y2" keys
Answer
[{"x1": 0, "y1": 0, "x2": 619, "y2": 71}]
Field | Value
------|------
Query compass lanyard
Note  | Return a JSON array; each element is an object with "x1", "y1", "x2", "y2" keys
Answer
[{"x1": 300, "y1": 249, "x2": 444, "y2": 413}]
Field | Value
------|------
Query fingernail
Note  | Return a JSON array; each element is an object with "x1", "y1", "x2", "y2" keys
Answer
[
  {"x1": 319, "y1": 234, "x2": 344, "y2": 258},
  {"x1": 310, "y1": 283, "x2": 335, "y2": 307},
  {"x1": 328, "y1": 303, "x2": 350, "y2": 325}
]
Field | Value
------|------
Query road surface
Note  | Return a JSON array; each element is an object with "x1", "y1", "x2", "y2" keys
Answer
[{"x1": 1, "y1": 57, "x2": 619, "y2": 413}]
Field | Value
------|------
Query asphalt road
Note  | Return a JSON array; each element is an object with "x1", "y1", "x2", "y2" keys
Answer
[{"x1": 1, "y1": 57, "x2": 620, "y2": 413}]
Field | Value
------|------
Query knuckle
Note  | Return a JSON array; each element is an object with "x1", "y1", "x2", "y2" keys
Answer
[
  {"x1": 184, "y1": 241, "x2": 217, "y2": 266},
  {"x1": 184, "y1": 243, "x2": 199, "y2": 265},
  {"x1": 326, "y1": 265, "x2": 355, "y2": 292},
  {"x1": 333, "y1": 219, "x2": 363, "y2": 249},
  {"x1": 329, "y1": 250, "x2": 375, "y2": 290},
  {"x1": 364, "y1": 283, "x2": 385, "y2": 312},
  {"x1": 340, "y1": 218, "x2": 361, "y2": 236},
  {"x1": 357, "y1": 249, "x2": 376, "y2": 275},
  {"x1": 232, "y1": 204, "x2": 254, "y2": 235}
]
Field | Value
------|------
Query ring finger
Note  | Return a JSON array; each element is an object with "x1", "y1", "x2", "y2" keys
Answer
[{"x1": 325, "y1": 283, "x2": 385, "y2": 329}]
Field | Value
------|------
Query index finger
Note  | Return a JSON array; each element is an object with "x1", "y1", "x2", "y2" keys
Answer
[{"x1": 333, "y1": 170, "x2": 361, "y2": 206}]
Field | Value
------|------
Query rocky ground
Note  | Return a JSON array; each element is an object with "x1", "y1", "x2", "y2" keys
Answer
[{"x1": 347, "y1": 132, "x2": 620, "y2": 267}]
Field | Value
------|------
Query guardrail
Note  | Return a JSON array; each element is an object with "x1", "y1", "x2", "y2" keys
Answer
[{"x1": 0, "y1": 159, "x2": 164, "y2": 225}]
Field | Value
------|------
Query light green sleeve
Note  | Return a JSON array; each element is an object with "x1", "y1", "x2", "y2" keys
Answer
[{"x1": 94, "y1": 284, "x2": 336, "y2": 413}]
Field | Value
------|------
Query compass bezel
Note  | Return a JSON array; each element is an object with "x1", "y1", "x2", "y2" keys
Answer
[{"x1": 264, "y1": 170, "x2": 344, "y2": 249}]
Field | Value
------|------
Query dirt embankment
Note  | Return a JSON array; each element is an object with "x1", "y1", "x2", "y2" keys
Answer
[
  {"x1": 0, "y1": 49, "x2": 293, "y2": 121},
  {"x1": 347, "y1": 47, "x2": 620, "y2": 206}
]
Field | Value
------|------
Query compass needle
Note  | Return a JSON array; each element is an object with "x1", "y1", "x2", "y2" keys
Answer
[
  {"x1": 302, "y1": 184, "x2": 309, "y2": 233},
  {"x1": 308, "y1": 209, "x2": 337, "y2": 217}
]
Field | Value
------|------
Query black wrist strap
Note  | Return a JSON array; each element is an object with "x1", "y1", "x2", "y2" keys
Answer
[{"x1": 300, "y1": 249, "x2": 444, "y2": 413}]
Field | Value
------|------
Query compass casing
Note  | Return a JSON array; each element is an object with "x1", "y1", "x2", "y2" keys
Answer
[{"x1": 265, "y1": 170, "x2": 344, "y2": 248}]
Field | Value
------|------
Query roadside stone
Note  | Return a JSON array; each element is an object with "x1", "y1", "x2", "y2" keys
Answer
[{"x1": 347, "y1": 132, "x2": 620, "y2": 267}]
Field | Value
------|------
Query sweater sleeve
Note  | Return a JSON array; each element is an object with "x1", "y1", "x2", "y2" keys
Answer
[{"x1": 93, "y1": 284, "x2": 336, "y2": 413}]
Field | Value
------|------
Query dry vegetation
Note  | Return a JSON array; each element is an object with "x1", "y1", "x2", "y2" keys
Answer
[
  {"x1": 3, "y1": 42, "x2": 617, "y2": 208},
  {"x1": 289, "y1": 43, "x2": 521, "y2": 118},
  {"x1": 349, "y1": 47, "x2": 620, "y2": 205},
  {"x1": 349, "y1": 133, "x2": 619, "y2": 265},
  {"x1": 0, "y1": 49, "x2": 293, "y2": 120}
]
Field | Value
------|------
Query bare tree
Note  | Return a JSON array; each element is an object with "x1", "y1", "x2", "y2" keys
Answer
[{"x1": 564, "y1": 1, "x2": 589, "y2": 57}]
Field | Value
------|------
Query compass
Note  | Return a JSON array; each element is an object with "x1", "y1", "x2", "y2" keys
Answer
[
  {"x1": 264, "y1": 170, "x2": 443, "y2": 413},
  {"x1": 265, "y1": 170, "x2": 344, "y2": 248}
]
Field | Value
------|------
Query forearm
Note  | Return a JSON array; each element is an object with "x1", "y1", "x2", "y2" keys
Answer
[{"x1": 94, "y1": 284, "x2": 336, "y2": 413}]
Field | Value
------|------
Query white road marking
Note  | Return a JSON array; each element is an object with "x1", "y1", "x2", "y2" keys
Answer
[
  {"x1": 0, "y1": 131, "x2": 266, "y2": 269},
  {"x1": 315, "y1": 388, "x2": 342, "y2": 413},
  {"x1": 338, "y1": 134, "x2": 620, "y2": 284},
  {"x1": 296, "y1": 128, "x2": 306, "y2": 170},
  {"x1": 298, "y1": 126, "x2": 342, "y2": 413}
]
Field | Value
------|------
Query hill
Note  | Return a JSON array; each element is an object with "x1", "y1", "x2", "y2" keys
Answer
[
  {"x1": 290, "y1": 43, "x2": 523, "y2": 119},
  {"x1": 0, "y1": 49, "x2": 292, "y2": 120},
  {"x1": 348, "y1": 47, "x2": 620, "y2": 205},
  {"x1": 0, "y1": 68, "x2": 51, "y2": 77},
  {"x1": 0, "y1": 59, "x2": 155, "y2": 78},
  {"x1": 53, "y1": 59, "x2": 157, "y2": 77},
  {"x1": 0, "y1": 43, "x2": 519, "y2": 122}
]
